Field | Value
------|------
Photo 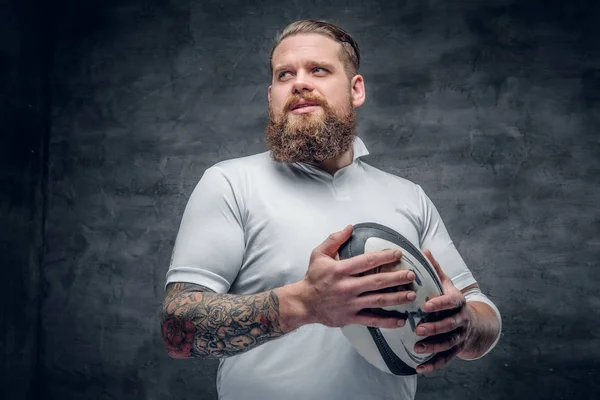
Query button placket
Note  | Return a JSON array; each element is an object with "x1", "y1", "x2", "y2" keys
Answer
[{"x1": 332, "y1": 170, "x2": 351, "y2": 201}]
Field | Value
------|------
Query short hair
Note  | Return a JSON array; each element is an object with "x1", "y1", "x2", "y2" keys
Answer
[{"x1": 269, "y1": 19, "x2": 361, "y2": 78}]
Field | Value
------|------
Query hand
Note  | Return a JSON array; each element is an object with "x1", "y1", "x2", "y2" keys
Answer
[
  {"x1": 298, "y1": 225, "x2": 417, "y2": 329},
  {"x1": 414, "y1": 249, "x2": 473, "y2": 374}
]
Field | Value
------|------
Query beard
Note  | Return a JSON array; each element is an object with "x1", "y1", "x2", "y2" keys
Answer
[{"x1": 265, "y1": 92, "x2": 356, "y2": 164}]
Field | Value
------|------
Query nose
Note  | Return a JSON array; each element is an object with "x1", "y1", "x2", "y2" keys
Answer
[{"x1": 291, "y1": 72, "x2": 315, "y2": 94}]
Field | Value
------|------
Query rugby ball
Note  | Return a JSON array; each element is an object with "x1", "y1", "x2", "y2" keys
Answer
[{"x1": 338, "y1": 222, "x2": 445, "y2": 375}]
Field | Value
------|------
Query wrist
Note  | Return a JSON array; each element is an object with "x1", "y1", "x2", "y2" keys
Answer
[
  {"x1": 274, "y1": 281, "x2": 315, "y2": 333},
  {"x1": 458, "y1": 302, "x2": 480, "y2": 359},
  {"x1": 458, "y1": 301, "x2": 499, "y2": 360}
]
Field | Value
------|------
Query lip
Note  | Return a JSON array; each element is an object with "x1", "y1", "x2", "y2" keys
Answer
[
  {"x1": 289, "y1": 105, "x2": 320, "y2": 114},
  {"x1": 290, "y1": 99, "x2": 320, "y2": 111}
]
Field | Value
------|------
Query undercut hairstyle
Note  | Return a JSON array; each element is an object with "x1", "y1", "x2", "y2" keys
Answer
[{"x1": 269, "y1": 19, "x2": 361, "y2": 78}]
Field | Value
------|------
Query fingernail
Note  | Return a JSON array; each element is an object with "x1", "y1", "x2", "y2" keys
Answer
[
  {"x1": 415, "y1": 344, "x2": 426, "y2": 353},
  {"x1": 407, "y1": 292, "x2": 416, "y2": 301},
  {"x1": 394, "y1": 250, "x2": 402, "y2": 259},
  {"x1": 397, "y1": 319, "x2": 405, "y2": 327},
  {"x1": 416, "y1": 366, "x2": 426, "y2": 374},
  {"x1": 407, "y1": 271, "x2": 415, "y2": 280},
  {"x1": 417, "y1": 327, "x2": 427, "y2": 336}
]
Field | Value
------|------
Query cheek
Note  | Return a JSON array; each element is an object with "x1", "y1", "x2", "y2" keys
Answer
[
  {"x1": 270, "y1": 88, "x2": 289, "y2": 109},
  {"x1": 324, "y1": 85, "x2": 352, "y2": 108},
  {"x1": 327, "y1": 95, "x2": 352, "y2": 115},
  {"x1": 269, "y1": 104, "x2": 285, "y2": 121},
  {"x1": 271, "y1": 101, "x2": 286, "y2": 117},
  {"x1": 268, "y1": 95, "x2": 282, "y2": 114}
]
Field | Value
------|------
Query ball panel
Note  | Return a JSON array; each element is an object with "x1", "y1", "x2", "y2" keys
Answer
[{"x1": 341, "y1": 324, "x2": 394, "y2": 374}]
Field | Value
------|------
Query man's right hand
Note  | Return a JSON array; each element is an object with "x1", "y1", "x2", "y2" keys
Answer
[{"x1": 297, "y1": 224, "x2": 416, "y2": 329}]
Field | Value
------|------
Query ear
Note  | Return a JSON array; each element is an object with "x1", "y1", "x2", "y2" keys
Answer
[
  {"x1": 350, "y1": 75, "x2": 365, "y2": 108},
  {"x1": 268, "y1": 85, "x2": 272, "y2": 103}
]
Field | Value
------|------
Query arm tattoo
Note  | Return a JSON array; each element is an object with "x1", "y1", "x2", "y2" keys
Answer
[{"x1": 161, "y1": 282, "x2": 285, "y2": 359}]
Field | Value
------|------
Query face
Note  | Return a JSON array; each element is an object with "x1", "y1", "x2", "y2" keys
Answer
[{"x1": 266, "y1": 33, "x2": 365, "y2": 163}]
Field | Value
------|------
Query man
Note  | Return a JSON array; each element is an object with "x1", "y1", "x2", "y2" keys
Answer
[{"x1": 162, "y1": 20, "x2": 501, "y2": 399}]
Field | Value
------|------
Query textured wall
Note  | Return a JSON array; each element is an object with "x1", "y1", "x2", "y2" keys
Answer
[
  {"x1": 0, "y1": 1, "x2": 49, "y2": 399},
  {"x1": 43, "y1": 0, "x2": 600, "y2": 399}
]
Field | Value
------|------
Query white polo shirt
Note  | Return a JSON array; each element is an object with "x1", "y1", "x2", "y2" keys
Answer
[{"x1": 167, "y1": 136, "x2": 477, "y2": 400}]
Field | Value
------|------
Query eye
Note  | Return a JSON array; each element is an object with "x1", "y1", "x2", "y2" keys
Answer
[
  {"x1": 278, "y1": 71, "x2": 292, "y2": 80},
  {"x1": 313, "y1": 67, "x2": 328, "y2": 75}
]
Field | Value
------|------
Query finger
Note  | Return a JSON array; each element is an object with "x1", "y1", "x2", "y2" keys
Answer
[
  {"x1": 424, "y1": 291, "x2": 466, "y2": 313},
  {"x1": 339, "y1": 249, "x2": 403, "y2": 276},
  {"x1": 353, "y1": 310, "x2": 406, "y2": 329},
  {"x1": 353, "y1": 290, "x2": 417, "y2": 310},
  {"x1": 359, "y1": 259, "x2": 402, "y2": 276},
  {"x1": 414, "y1": 328, "x2": 466, "y2": 354},
  {"x1": 416, "y1": 309, "x2": 467, "y2": 337},
  {"x1": 416, "y1": 343, "x2": 463, "y2": 374},
  {"x1": 317, "y1": 225, "x2": 354, "y2": 258},
  {"x1": 355, "y1": 269, "x2": 416, "y2": 294},
  {"x1": 422, "y1": 249, "x2": 448, "y2": 282}
]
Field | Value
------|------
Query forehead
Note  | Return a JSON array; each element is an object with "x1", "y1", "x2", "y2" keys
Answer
[{"x1": 272, "y1": 33, "x2": 343, "y2": 67}]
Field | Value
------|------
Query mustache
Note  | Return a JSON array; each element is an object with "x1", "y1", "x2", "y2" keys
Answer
[{"x1": 283, "y1": 93, "x2": 328, "y2": 113}]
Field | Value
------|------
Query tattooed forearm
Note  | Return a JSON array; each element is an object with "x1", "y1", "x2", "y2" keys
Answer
[{"x1": 161, "y1": 282, "x2": 286, "y2": 359}]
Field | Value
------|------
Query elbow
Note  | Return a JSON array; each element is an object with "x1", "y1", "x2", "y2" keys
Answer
[
  {"x1": 161, "y1": 315, "x2": 195, "y2": 359},
  {"x1": 163, "y1": 339, "x2": 193, "y2": 359},
  {"x1": 165, "y1": 349, "x2": 192, "y2": 359}
]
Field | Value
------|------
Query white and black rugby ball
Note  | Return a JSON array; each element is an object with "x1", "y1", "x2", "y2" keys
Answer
[{"x1": 338, "y1": 222, "x2": 445, "y2": 376}]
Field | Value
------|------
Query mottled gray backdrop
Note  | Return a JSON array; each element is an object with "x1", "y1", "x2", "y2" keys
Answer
[{"x1": 2, "y1": 0, "x2": 599, "y2": 399}]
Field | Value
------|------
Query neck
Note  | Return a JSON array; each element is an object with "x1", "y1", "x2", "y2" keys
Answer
[{"x1": 306, "y1": 146, "x2": 354, "y2": 176}]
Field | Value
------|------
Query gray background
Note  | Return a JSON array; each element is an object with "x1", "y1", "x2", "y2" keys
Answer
[{"x1": 2, "y1": 0, "x2": 599, "y2": 399}]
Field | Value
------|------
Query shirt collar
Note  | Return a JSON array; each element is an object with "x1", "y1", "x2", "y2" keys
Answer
[
  {"x1": 286, "y1": 135, "x2": 370, "y2": 176},
  {"x1": 352, "y1": 136, "x2": 370, "y2": 161}
]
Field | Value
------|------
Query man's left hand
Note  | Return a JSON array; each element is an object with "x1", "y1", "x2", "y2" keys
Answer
[{"x1": 414, "y1": 249, "x2": 473, "y2": 374}]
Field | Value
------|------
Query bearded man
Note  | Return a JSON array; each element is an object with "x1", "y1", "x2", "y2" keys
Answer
[{"x1": 161, "y1": 19, "x2": 501, "y2": 400}]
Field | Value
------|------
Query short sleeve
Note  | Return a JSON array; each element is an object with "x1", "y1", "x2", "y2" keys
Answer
[
  {"x1": 416, "y1": 184, "x2": 477, "y2": 291},
  {"x1": 166, "y1": 166, "x2": 246, "y2": 293}
]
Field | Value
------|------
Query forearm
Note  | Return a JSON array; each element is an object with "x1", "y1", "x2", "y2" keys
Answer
[
  {"x1": 457, "y1": 301, "x2": 501, "y2": 360},
  {"x1": 161, "y1": 282, "x2": 309, "y2": 359}
]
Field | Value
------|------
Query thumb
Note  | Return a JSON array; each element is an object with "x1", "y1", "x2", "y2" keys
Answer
[
  {"x1": 423, "y1": 249, "x2": 449, "y2": 282},
  {"x1": 318, "y1": 225, "x2": 354, "y2": 258}
]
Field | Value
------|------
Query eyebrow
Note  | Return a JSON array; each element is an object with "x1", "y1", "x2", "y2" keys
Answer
[{"x1": 273, "y1": 61, "x2": 338, "y2": 75}]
